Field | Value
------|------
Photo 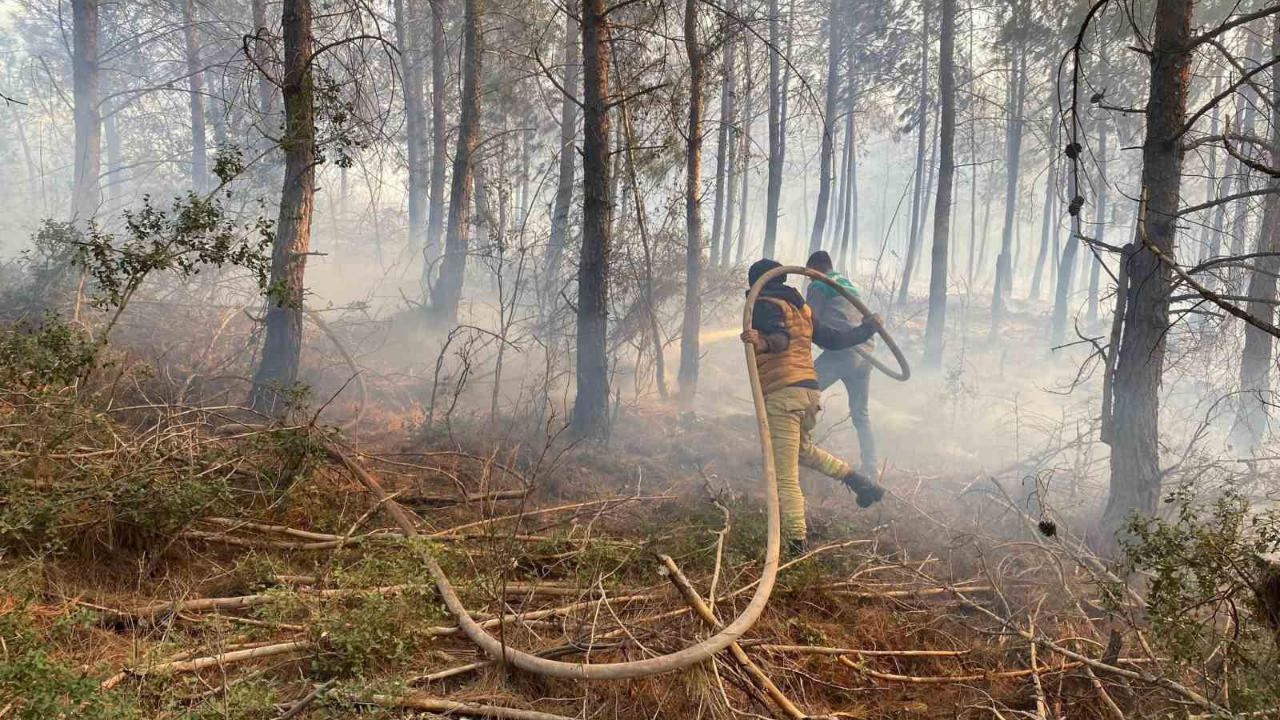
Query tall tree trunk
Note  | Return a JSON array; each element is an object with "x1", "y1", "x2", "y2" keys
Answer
[
  {"x1": 571, "y1": 0, "x2": 613, "y2": 438},
  {"x1": 1234, "y1": 15, "x2": 1280, "y2": 452},
  {"x1": 990, "y1": 39, "x2": 1026, "y2": 337},
  {"x1": 710, "y1": 7, "x2": 736, "y2": 267},
  {"x1": 923, "y1": 0, "x2": 955, "y2": 368},
  {"x1": 250, "y1": 0, "x2": 315, "y2": 413},
  {"x1": 71, "y1": 0, "x2": 101, "y2": 221},
  {"x1": 679, "y1": 0, "x2": 705, "y2": 408},
  {"x1": 916, "y1": 125, "x2": 939, "y2": 281},
  {"x1": 735, "y1": 26, "x2": 755, "y2": 264},
  {"x1": 102, "y1": 98, "x2": 121, "y2": 204},
  {"x1": 1098, "y1": 0, "x2": 1192, "y2": 552},
  {"x1": 1086, "y1": 114, "x2": 1109, "y2": 326},
  {"x1": 424, "y1": 0, "x2": 449, "y2": 268},
  {"x1": 837, "y1": 64, "x2": 858, "y2": 273},
  {"x1": 1227, "y1": 30, "x2": 1265, "y2": 291},
  {"x1": 252, "y1": 0, "x2": 274, "y2": 152},
  {"x1": 429, "y1": 0, "x2": 482, "y2": 326},
  {"x1": 181, "y1": 0, "x2": 207, "y2": 193},
  {"x1": 1030, "y1": 114, "x2": 1058, "y2": 300},
  {"x1": 898, "y1": 0, "x2": 930, "y2": 302},
  {"x1": 395, "y1": 0, "x2": 427, "y2": 249},
  {"x1": 545, "y1": 3, "x2": 581, "y2": 286},
  {"x1": 720, "y1": 24, "x2": 741, "y2": 268},
  {"x1": 1198, "y1": 75, "x2": 1222, "y2": 265},
  {"x1": 762, "y1": 0, "x2": 783, "y2": 257},
  {"x1": 809, "y1": 0, "x2": 843, "y2": 254}
]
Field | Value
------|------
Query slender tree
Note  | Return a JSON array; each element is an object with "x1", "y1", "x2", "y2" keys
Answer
[
  {"x1": 181, "y1": 0, "x2": 207, "y2": 193},
  {"x1": 71, "y1": 0, "x2": 101, "y2": 221},
  {"x1": 1029, "y1": 114, "x2": 1058, "y2": 300},
  {"x1": 762, "y1": 0, "x2": 783, "y2": 257},
  {"x1": 250, "y1": 0, "x2": 316, "y2": 412},
  {"x1": 424, "y1": 0, "x2": 448, "y2": 267},
  {"x1": 989, "y1": 23, "x2": 1027, "y2": 338},
  {"x1": 1234, "y1": 14, "x2": 1280, "y2": 452},
  {"x1": 545, "y1": 3, "x2": 581, "y2": 285},
  {"x1": 898, "y1": 0, "x2": 930, "y2": 302},
  {"x1": 571, "y1": 0, "x2": 613, "y2": 438},
  {"x1": 679, "y1": 0, "x2": 705, "y2": 407},
  {"x1": 809, "y1": 0, "x2": 843, "y2": 254},
  {"x1": 429, "y1": 0, "x2": 482, "y2": 326},
  {"x1": 710, "y1": 5, "x2": 736, "y2": 266},
  {"x1": 923, "y1": 0, "x2": 955, "y2": 368},
  {"x1": 394, "y1": 0, "x2": 427, "y2": 248},
  {"x1": 735, "y1": 26, "x2": 755, "y2": 264}
]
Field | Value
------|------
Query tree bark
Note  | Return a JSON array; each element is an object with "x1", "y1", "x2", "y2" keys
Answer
[
  {"x1": 735, "y1": 26, "x2": 754, "y2": 265},
  {"x1": 898, "y1": 0, "x2": 930, "y2": 303},
  {"x1": 1086, "y1": 48, "x2": 1111, "y2": 326},
  {"x1": 180, "y1": 0, "x2": 208, "y2": 194},
  {"x1": 545, "y1": 3, "x2": 581, "y2": 287},
  {"x1": 923, "y1": 0, "x2": 955, "y2": 368},
  {"x1": 1234, "y1": 14, "x2": 1280, "y2": 453},
  {"x1": 720, "y1": 18, "x2": 741, "y2": 268},
  {"x1": 1198, "y1": 75, "x2": 1222, "y2": 265},
  {"x1": 1030, "y1": 115, "x2": 1058, "y2": 301},
  {"x1": 837, "y1": 63, "x2": 858, "y2": 273},
  {"x1": 809, "y1": 0, "x2": 843, "y2": 254},
  {"x1": 678, "y1": 0, "x2": 705, "y2": 408},
  {"x1": 71, "y1": 0, "x2": 101, "y2": 221},
  {"x1": 1098, "y1": 0, "x2": 1193, "y2": 553},
  {"x1": 1227, "y1": 30, "x2": 1265, "y2": 291},
  {"x1": 424, "y1": 0, "x2": 449, "y2": 268},
  {"x1": 250, "y1": 0, "x2": 316, "y2": 414},
  {"x1": 395, "y1": 0, "x2": 427, "y2": 250},
  {"x1": 102, "y1": 98, "x2": 122, "y2": 204},
  {"x1": 429, "y1": 0, "x2": 482, "y2": 326},
  {"x1": 710, "y1": 6, "x2": 736, "y2": 267},
  {"x1": 762, "y1": 0, "x2": 783, "y2": 258},
  {"x1": 990, "y1": 37, "x2": 1026, "y2": 337},
  {"x1": 571, "y1": 0, "x2": 613, "y2": 438}
]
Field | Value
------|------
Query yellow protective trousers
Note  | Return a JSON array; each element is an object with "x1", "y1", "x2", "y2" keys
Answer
[{"x1": 763, "y1": 386, "x2": 853, "y2": 541}]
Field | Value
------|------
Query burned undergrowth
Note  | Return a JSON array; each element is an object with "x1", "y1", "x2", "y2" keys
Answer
[{"x1": 2, "y1": 290, "x2": 1277, "y2": 720}]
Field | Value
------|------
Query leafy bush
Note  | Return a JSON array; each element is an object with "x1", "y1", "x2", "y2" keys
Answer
[
  {"x1": 1122, "y1": 487, "x2": 1280, "y2": 709},
  {"x1": 0, "y1": 313, "x2": 99, "y2": 389}
]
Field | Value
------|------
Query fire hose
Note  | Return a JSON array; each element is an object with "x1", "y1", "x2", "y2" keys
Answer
[{"x1": 409, "y1": 265, "x2": 911, "y2": 679}]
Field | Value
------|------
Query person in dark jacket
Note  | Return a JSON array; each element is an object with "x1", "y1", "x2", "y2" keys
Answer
[
  {"x1": 805, "y1": 250, "x2": 877, "y2": 475},
  {"x1": 740, "y1": 259, "x2": 885, "y2": 552}
]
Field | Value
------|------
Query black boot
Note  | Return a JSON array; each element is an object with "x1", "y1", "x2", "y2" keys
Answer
[{"x1": 839, "y1": 469, "x2": 885, "y2": 508}]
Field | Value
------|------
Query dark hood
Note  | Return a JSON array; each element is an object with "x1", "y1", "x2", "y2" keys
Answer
[{"x1": 746, "y1": 259, "x2": 804, "y2": 309}]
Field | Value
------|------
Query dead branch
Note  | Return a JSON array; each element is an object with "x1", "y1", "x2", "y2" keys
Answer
[{"x1": 366, "y1": 694, "x2": 578, "y2": 720}]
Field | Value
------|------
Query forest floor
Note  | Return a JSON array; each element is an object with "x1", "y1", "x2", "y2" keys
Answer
[{"x1": 0, "y1": 290, "x2": 1176, "y2": 720}]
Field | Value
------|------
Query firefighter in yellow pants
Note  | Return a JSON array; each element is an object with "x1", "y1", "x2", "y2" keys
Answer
[{"x1": 741, "y1": 259, "x2": 885, "y2": 554}]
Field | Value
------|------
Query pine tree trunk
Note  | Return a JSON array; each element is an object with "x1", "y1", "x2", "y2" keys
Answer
[
  {"x1": 1234, "y1": 14, "x2": 1280, "y2": 452},
  {"x1": 809, "y1": 0, "x2": 843, "y2": 254},
  {"x1": 424, "y1": 0, "x2": 449, "y2": 267},
  {"x1": 545, "y1": 3, "x2": 581, "y2": 286},
  {"x1": 102, "y1": 99, "x2": 121, "y2": 204},
  {"x1": 678, "y1": 0, "x2": 705, "y2": 408},
  {"x1": 1227, "y1": 31, "x2": 1265, "y2": 291},
  {"x1": 710, "y1": 7, "x2": 736, "y2": 267},
  {"x1": 990, "y1": 40, "x2": 1026, "y2": 337},
  {"x1": 1030, "y1": 114, "x2": 1058, "y2": 301},
  {"x1": 571, "y1": 0, "x2": 613, "y2": 438},
  {"x1": 181, "y1": 0, "x2": 207, "y2": 193},
  {"x1": 898, "y1": 0, "x2": 930, "y2": 303},
  {"x1": 250, "y1": 0, "x2": 316, "y2": 414},
  {"x1": 1098, "y1": 0, "x2": 1193, "y2": 553},
  {"x1": 735, "y1": 26, "x2": 754, "y2": 264},
  {"x1": 71, "y1": 0, "x2": 101, "y2": 221},
  {"x1": 720, "y1": 24, "x2": 740, "y2": 268},
  {"x1": 923, "y1": 0, "x2": 955, "y2": 368},
  {"x1": 429, "y1": 0, "x2": 482, "y2": 326},
  {"x1": 1086, "y1": 115, "x2": 1109, "y2": 326},
  {"x1": 1198, "y1": 76, "x2": 1222, "y2": 265},
  {"x1": 837, "y1": 64, "x2": 858, "y2": 273},
  {"x1": 762, "y1": 0, "x2": 783, "y2": 257},
  {"x1": 395, "y1": 0, "x2": 427, "y2": 250},
  {"x1": 916, "y1": 126, "x2": 939, "y2": 281}
]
